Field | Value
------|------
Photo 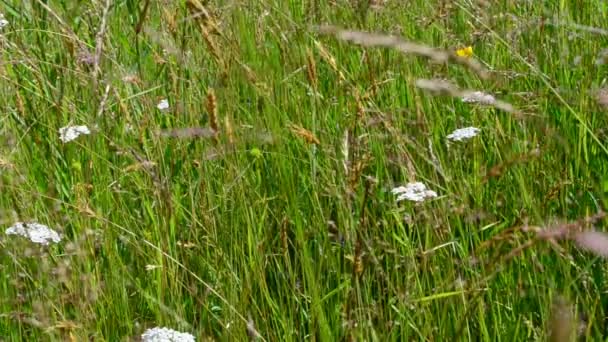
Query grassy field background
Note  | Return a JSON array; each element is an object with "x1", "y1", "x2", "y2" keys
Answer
[{"x1": 2, "y1": 0, "x2": 608, "y2": 340}]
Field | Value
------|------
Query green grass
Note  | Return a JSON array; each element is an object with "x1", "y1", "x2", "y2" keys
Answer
[{"x1": 1, "y1": 0, "x2": 608, "y2": 340}]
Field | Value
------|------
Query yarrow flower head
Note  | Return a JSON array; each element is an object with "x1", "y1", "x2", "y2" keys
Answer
[
  {"x1": 391, "y1": 182, "x2": 438, "y2": 202},
  {"x1": 461, "y1": 91, "x2": 496, "y2": 105},
  {"x1": 58, "y1": 125, "x2": 91, "y2": 143},
  {"x1": 141, "y1": 327, "x2": 195, "y2": 342},
  {"x1": 446, "y1": 127, "x2": 480, "y2": 142},
  {"x1": 157, "y1": 99, "x2": 170, "y2": 111},
  {"x1": 0, "y1": 13, "x2": 8, "y2": 30},
  {"x1": 145, "y1": 264, "x2": 162, "y2": 271},
  {"x1": 5, "y1": 222, "x2": 62, "y2": 245}
]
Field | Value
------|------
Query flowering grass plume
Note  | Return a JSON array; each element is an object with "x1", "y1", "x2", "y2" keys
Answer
[
  {"x1": 447, "y1": 127, "x2": 480, "y2": 142},
  {"x1": 461, "y1": 91, "x2": 496, "y2": 105},
  {"x1": 391, "y1": 182, "x2": 438, "y2": 202},
  {"x1": 596, "y1": 87, "x2": 608, "y2": 109},
  {"x1": 58, "y1": 125, "x2": 91, "y2": 143},
  {"x1": 141, "y1": 327, "x2": 195, "y2": 342},
  {"x1": 414, "y1": 79, "x2": 515, "y2": 113},
  {"x1": 5, "y1": 222, "x2": 62, "y2": 245},
  {"x1": 157, "y1": 99, "x2": 170, "y2": 111},
  {"x1": 157, "y1": 127, "x2": 217, "y2": 139}
]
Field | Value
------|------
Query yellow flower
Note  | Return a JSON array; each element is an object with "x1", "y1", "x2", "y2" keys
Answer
[{"x1": 456, "y1": 46, "x2": 473, "y2": 58}]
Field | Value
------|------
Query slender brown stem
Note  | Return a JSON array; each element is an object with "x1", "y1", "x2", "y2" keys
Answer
[{"x1": 134, "y1": 0, "x2": 151, "y2": 35}]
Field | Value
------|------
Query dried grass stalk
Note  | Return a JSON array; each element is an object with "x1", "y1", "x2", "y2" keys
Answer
[
  {"x1": 313, "y1": 40, "x2": 347, "y2": 82},
  {"x1": 157, "y1": 127, "x2": 218, "y2": 139},
  {"x1": 186, "y1": 0, "x2": 224, "y2": 67},
  {"x1": 415, "y1": 78, "x2": 516, "y2": 113},
  {"x1": 224, "y1": 116, "x2": 235, "y2": 145},
  {"x1": 548, "y1": 296, "x2": 575, "y2": 342},
  {"x1": 341, "y1": 129, "x2": 350, "y2": 176},
  {"x1": 93, "y1": 0, "x2": 112, "y2": 81}
]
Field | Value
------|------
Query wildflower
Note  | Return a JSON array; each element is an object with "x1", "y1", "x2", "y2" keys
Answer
[
  {"x1": 391, "y1": 182, "x2": 438, "y2": 202},
  {"x1": 456, "y1": 46, "x2": 473, "y2": 58},
  {"x1": 446, "y1": 127, "x2": 480, "y2": 142},
  {"x1": 461, "y1": 91, "x2": 496, "y2": 105},
  {"x1": 141, "y1": 327, "x2": 195, "y2": 342},
  {"x1": 157, "y1": 99, "x2": 170, "y2": 111},
  {"x1": 0, "y1": 13, "x2": 8, "y2": 30},
  {"x1": 5, "y1": 222, "x2": 62, "y2": 245},
  {"x1": 58, "y1": 125, "x2": 91, "y2": 143},
  {"x1": 124, "y1": 123, "x2": 135, "y2": 133},
  {"x1": 145, "y1": 264, "x2": 162, "y2": 271}
]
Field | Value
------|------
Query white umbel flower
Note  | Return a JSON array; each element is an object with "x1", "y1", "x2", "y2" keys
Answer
[
  {"x1": 0, "y1": 13, "x2": 8, "y2": 30},
  {"x1": 157, "y1": 99, "x2": 170, "y2": 111},
  {"x1": 461, "y1": 91, "x2": 496, "y2": 105},
  {"x1": 391, "y1": 182, "x2": 438, "y2": 202},
  {"x1": 5, "y1": 222, "x2": 62, "y2": 245},
  {"x1": 58, "y1": 125, "x2": 91, "y2": 143},
  {"x1": 446, "y1": 127, "x2": 480, "y2": 142},
  {"x1": 141, "y1": 327, "x2": 195, "y2": 342},
  {"x1": 145, "y1": 264, "x2": 162, "y2": 271}
]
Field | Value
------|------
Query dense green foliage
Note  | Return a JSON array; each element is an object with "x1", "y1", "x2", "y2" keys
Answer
[{"x1": 1, "y1": 1, "x2": 608, "y2": 340}]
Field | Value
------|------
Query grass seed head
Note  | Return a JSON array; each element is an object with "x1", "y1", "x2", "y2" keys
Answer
[
  {"x1": 289, "y1": 124, "x2": 320, "y2": 145},
  {"x1": 224, "y1": 115, "x2": 235, "y2": 145},
  {"x1": 206, "y1": 88, "x2": 219, "y2": 133},
  {"x1": 306, "y1": 48, "x2": 318, "y2": 89}
]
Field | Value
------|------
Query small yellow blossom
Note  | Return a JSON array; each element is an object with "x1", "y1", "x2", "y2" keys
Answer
[{"x1": 456, "y1": 46, "x2": 473, "y2": 58}]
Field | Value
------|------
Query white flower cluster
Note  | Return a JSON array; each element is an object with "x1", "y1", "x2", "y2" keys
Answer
[
  {"x1": 461, "y1": 91, "x2": 496, "y2": 105},
  {"x1": 5, "y1": 222, "x2": 62, "y2": 245},
  {"x1": 0, "y1": 13, "x2": 8, "y2": 30},
  {"x1": 141, "y1": 327, "x2": 195, "y2": 342},
  {"x1": 391, "y1": 182, "x2": 437, "y2": 202},
  {"x1": 157, "y1": 99, "x2": 170, "y2": 111},
  {"x1": 58, "y1": 125, "x2": 91, "y2": 143},
  {"x1": 446, "y1": 127, "x2": 480, "y2": 142}
]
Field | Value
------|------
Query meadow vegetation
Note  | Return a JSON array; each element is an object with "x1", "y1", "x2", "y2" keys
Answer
[{"x1": 2, "y1": 0, "x2": 608, "y2": 340}]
